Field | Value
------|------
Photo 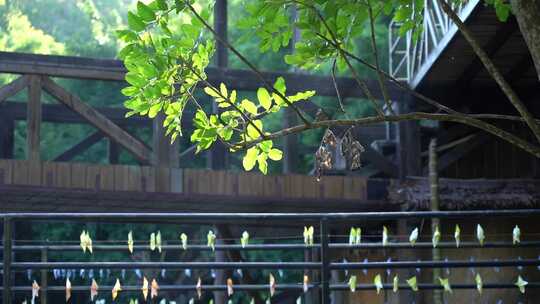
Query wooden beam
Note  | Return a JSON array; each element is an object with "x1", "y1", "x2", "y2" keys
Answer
[
  {"x1": 505, "y1": 53, "x2": 534, "y2": 83},
  {"x1": 41, "y1": 76, "x2": 152, "y2": 163},
  {"x1": 396, "y1": 93, "x2": 421, "y2": 178},
  {"x1": 456, "y1": 18, "x2": 518, "y2": 88},
  {"x1": 53, "y1": 131, "x2": 104, "y2": 162},
  {"x1": 152, "y1": 113, "x2": 179, "y2": 167},
  {"x1": 108, "y1": 140, "x2": 120, "y2": 164},
  {"x1": 1, "y1": 101, "x2": 151, "y2": 126},
  {"x1": 422, "y1": 133, "x2": 490, "y2": 174},
  {"x1": 208, "y1": 0, "x2": 229, "y2": 171},
  {"x1": 0, "y1": 114, "x2": 14, "y2": 158},
  {"x1": 0, "y1": 51, "x2": 399, "y2": 98},
  {"x1": 27, "y1": 75, "x2": 41, "y2": 161},
  {"x1": 0, "y1": 75, "x2": 29, "y2": 102}
]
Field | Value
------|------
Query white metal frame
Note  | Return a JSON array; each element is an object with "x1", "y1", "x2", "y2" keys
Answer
[{"x1": 389, "y1": 0, "x2": 480, "y2": 87}]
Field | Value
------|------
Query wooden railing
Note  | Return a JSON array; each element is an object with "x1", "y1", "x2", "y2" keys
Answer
[{"x1": 0, "y1": 51, "x2": 398, "y2": 176}]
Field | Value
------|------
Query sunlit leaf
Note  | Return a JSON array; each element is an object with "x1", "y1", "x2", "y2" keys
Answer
[
  {"x1": 128, "y1": 231, "x2": 134, "y2": 254},
  {"x1": 241, "y1": 231, "x2": 249, "y2": 248},
  {"x1": 393, "y1": 275, "x2": 399, "y2": 293},
  {"x1": 438, "y1": 277, "x2": 452, "y2": 293},
  {"x1": 432, "y1": 226, "x2": 441, "y2": 248}
]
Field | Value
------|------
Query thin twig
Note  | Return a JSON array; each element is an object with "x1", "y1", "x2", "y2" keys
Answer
[
  {"x1": 331, "y1": 57, "x2": 346, "y2": 113},
  {"x1": 184, "y1": 1, "x2": 312, "y2": 126},
  {"x1": 367, "y1": 0, "x2": 394, "y2": 115}
]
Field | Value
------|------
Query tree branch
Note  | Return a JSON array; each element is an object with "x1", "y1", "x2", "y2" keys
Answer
[
  {"x1": 234, "y1": 112, "x2": 540, "y2": 158},
  {"x1": 185, "y1": 1, "x2": 312, "y2": 126},
  {"x1": 437, "y1": 0, "x2": 540, "y2": 143},
  {"x1": 367, "y1": 0, "x2": 394, "y2": 115}
]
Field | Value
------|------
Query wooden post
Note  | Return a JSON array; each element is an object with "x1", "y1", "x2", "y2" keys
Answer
[
  {"x1": 152, "y1": 113, "x2": 179, "y2": 167},
  {"x1": 214, "y1": 224, "x2": 231, "y2": 304},
  {"x1": 429, "y1": 138, "x2": 443, "y2": 304},
  {"x1": 395, "y1": 92, "x2": 421, "y2": 304},
  {"x1": 27, "y1": 75, "x2": 42, "y2": 161},
  {"x1": 108, "y1": 139, "x2": 120, "y2": 164},
  {"x1": 0, "y1": 114, "x2": 14, "y2": 158},
  {"x1": 283, "y1": 5, "x2": 300, "y2": 174},
  {"x1": 396, "y1": 93, "x2": 421, "y2": 179},
  {"x1": 208, "y1": 0, "x2": 228, "y2": 170}
]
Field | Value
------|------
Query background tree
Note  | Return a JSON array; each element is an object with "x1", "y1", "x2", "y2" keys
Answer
[{"x1": 119, "y1": 0, "x2": 540, "y2": 175}]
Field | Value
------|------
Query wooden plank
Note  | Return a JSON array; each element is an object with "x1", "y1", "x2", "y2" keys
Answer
[
  {"x1": 27, "y1": 75, "x2": 42, "y2": 162},
  {"x1": 55, "y1": 162, "x2": 71, "y2": 188},
  {"x1": 99, "y1": 165, "x2": 115, "y2": 191},
  {"x1": 170, "y1": 168, "x2": 183, "y2": 193},
  {"x1": 127, "y1": 165, "x2": 142, "y2": 191},
  {"x1": 70, "y1": 163, "x2": 86, "y2": 189},
  {"x1": 28, "y1": 161, "x2": 41, "y2": 186},
  {"x1": 41, "y1": 162, "x2": 56, "y2": 187},
  {"x1": 113, "y1": 165, "x2": 129, "y2": 191},
  {"x1": 141, "y1": 166, "x2": 156, "y2": 192},
  {"x1": 0, "y1": 52, "x2": 399, "y2": 98},
  {"x1": 0, "y1": 75, "x2": 29, "y2": 102},
  {"x1": 154, "y1": 166, "x2": 170, "y2": 192},
  {"x1": 85, "y1": 165, "x2": 101, "y2": 190},
  {"x1": 0, "y1": 159, "x2": 13, "y2": 185},
  {"x1": 53, "y1": 131, "x2": 103, "y2": 161},
  {"x1": 41, "y1": 76, "x2": 152, "y2": 163},
  {"x1": 12, "y1": 160, "x2": 29, "y2": 185}
]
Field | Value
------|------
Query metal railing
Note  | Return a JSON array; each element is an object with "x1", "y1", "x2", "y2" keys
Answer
[
  {"x1": 2, "y1": 209, "x2": 540, "y2": 303},
  {"x1": 389, "y1": 0, "x2": 480, "y2": 86}
]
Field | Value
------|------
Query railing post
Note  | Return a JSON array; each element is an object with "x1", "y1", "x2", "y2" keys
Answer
[
  {"x1": 3, "y1": 216, "x2": 12, "y2": 304},
  {"x1": 41, "y1": 247, "x2": 48, "y2": 304},
  {"x1": 320, "y1": 218, "x2": 330, "y2": 304}
]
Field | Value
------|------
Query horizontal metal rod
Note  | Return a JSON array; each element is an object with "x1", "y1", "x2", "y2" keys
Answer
[
  {"x1": 1, "y1": 209, "x2": 540, "y2": 221},
  {"x1": 11, "y1": 262, "x2": 321, "y2": 270},
  {"x1": 9, "y1": 240, "x2": 537, "y2": 252},
  {"x1": 9, "y1": 243, "x2": 317, "y2": 252},
  {"x1": 8, "y1": 259, "x2": 539, "y2": 271},
  {"x1": 330, "y1": 282, "x2": 540, "y2": 290},
  {"x1": 5, "y1": 282, "x2": 540, "y2": 293},
  {"x1": 330, "y1": 259, "x2": 540, "y2": 269},
  {"x1": 330, "y1": 241, "x2": 540, "y2": 249}
]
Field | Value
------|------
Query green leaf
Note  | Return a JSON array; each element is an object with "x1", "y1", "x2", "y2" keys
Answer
[
  {"x1": 243, "y1": 147, "x2": 258, "y2": 171},
  {"x1": 128, "y1": 12, "x2": 146, "y2": 32},
  {"x1": 220, "y1": 83, "x2": 228, "y2": 98},
  {"x1": 288, "y1": 90, "x2": 316, "y2": 102},
  {"x1": 241, "y1": 99, "x2": 258, "y2": 115},
  {"x1": 257, "y1": 87, "x2": 272, "y2": 110},
  {"x1": 116, "y1": 30, "x2": 139, "y2": 43},
  {"x1": 156, "y1": 0, "x2": 168, "y2": 10},
  {"x1": 204, "y1": 86, "x2": 220, "y2": 98},
  {"x1": 257, "y1": 153, "x2": 268, "y2": 174},
  {"x1": 246, "y1": 120, "x2": 263, "y2": 139},
  {"x1": 121, "y1": 86, "x2": 139, "y2": 97},
  {"x1": 137, "y1": 1, "x2": 156, "y2": 22},
  {"x1": 268, "y1": 148, "x2": 283, "y2": 161},
  {"x1": 273, "y1": 77, "x2": 286, "y2": 95},
  {"x1": 125, "y1": 72, "x2": 146, "y2": 88}
]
